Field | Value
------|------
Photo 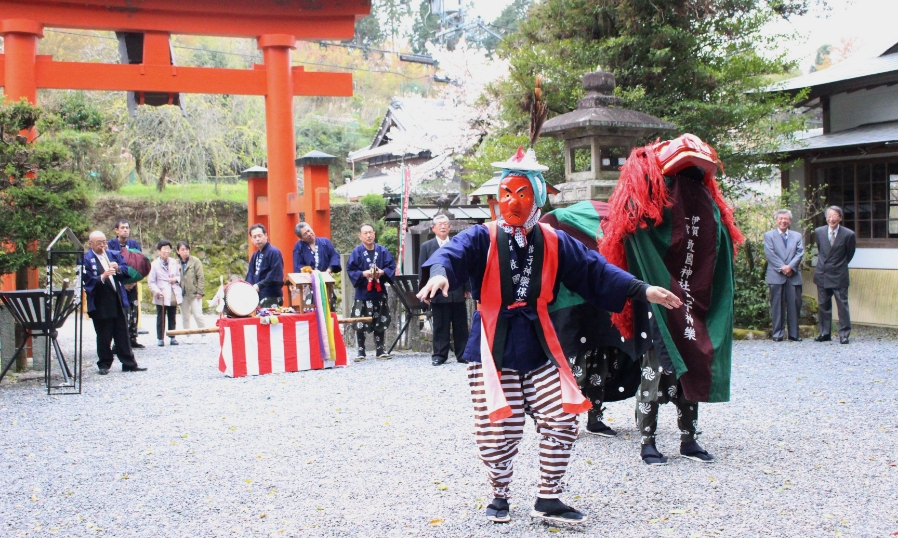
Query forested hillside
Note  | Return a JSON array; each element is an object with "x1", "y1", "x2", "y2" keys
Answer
[{"x1": 2, "y1": 1, "x2": 528, "y2": 196}]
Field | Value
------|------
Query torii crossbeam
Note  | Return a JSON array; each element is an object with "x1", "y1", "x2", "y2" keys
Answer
[{"x1": 0, "y1": 0, "x2": 370, "y2": 291}]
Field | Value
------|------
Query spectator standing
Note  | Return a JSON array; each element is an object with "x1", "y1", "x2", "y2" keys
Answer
[
  {"x1": 292, "y1": 222, "x2": 342, "y2": 274},
  {"x1": 105, "y1": 219, "x2": 145, "y2": 349},
  {"x1": 82, "y1": 231, "x2": 146, "y2": 374},
  {"x1": 418, "y1": 214, "x2": 470, "y2": 365},
  {"x1": 246, "y1": 224, "x2": 285, "y2": 308},
  {"x1": 148, "y1": 240, "x2": 183, "y2": 347},
  {"x1": 177, "y1": 241, "x2": 206, "y2": 342},
  {"x1": 347, "y1": 223, "x2": 396, "y2": 361},
  {"x1": 763, "y1": 209, "x2": 804, "y2": 342},
  {"x1": 813, "y1": 206, "x2": 856, "y2": 344}
]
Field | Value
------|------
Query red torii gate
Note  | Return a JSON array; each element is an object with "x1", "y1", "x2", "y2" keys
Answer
[{"x1": 0, "y1": 0, "x2": 369, "y2": 291}]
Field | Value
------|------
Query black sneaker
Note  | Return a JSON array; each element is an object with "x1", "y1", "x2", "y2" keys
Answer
[
  {"x1": 131, "y1": 341, "x2": 146, "y2": 349},
  {"x1": 485, "y1": 497, "x2": 510, "y2": 523},
  {"x1": 641, "y1": 443, "x2": 668, "y2": 466},
  {"x1": 680, "y1": 440, "x2": 715, "y2": 463},
  {"x1": 814, "y1": 334, "x2": 831, "y2": 342},
  {"x1": 354, "y1": 348, "x2": 366, "y2": 362},
  {"x1": 531, "y1": 498, "x2": 587, "y2": 524},
  {"x1": 376, "y1": 349, "x2": 392, "y2": 360}
]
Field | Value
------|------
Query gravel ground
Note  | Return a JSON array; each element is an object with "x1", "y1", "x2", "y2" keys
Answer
[{"x1": 1, "y1": 316, "x2": 896, "y2": 538}]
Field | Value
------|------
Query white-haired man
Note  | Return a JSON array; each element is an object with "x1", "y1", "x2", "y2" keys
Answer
[
  {"x1": 763, "y1": 209, "x2": 804, "y2": 341},
  {"x1": 418, "y1": 214, "x2": 470, "y2": 366},
  {"x1": 82, "y1": 231, "x2": 147, "y2": 375}
]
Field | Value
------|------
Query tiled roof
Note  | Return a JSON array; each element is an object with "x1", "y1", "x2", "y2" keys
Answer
[
  {"x1": 766, "y1": 43, "x2": 898, "y2": 99},
  {"x1": 777, "y1": 120, "x2": 898, "y2": 153}
]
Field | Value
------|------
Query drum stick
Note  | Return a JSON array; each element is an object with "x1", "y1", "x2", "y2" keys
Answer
[{"x1": 336, "y1": 316, "x2": 373, "y2": 324}]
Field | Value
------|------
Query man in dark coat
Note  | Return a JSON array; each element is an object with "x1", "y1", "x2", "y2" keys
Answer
[
  {"x1": 418, "y1": 214, "x2": 470, "y2": 366},
  {"x1": 246, "y1": 223, "x2": 285, "y2": 308},
  {"x1": 292, "y1": 222, "x2": 342, "y2": 274},
  {"x1": 82, "y1": 231, "x2": 147, "y2": 375},
  {"x1": 813, "y1": 206, "x2": 856, "y2": 344},
  {"x1": 105, "y1": 219, "x2": 145, "y2": 349}
]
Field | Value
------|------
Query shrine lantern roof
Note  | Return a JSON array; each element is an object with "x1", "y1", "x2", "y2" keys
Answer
[{"x1": 0, "y1": 0, "x2": 372, "y2": 39}]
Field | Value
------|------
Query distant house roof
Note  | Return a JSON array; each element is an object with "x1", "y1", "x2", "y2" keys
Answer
[
  {"x1": 347, "y1": 97, "x2": 479, "y2": 164},
  {"x1": 766, "y1": 40, "x2": 898, "y2": 103},
  {"x1": 341, "y1": 96, "x2": 483, "y2": 199},
  {"x1": 335, "y1": 152, "x2": 464, "y2": 200},
  {"x1": 777, "y1": 120, "x2": 898, "y2": 154},
  {"x1": 384, "y1": 205, "x2": 492, "y2": 222},
  {"x1": 469, "y1": 173, "x2": 500, "y2": 198}
]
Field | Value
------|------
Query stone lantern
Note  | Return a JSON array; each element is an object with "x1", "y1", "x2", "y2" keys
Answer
[{"x1": 541, "y1": 67, "x2": 676, "y2": 205}]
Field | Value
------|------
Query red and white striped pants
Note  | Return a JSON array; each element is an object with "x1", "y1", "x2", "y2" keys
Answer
[{"x1": 468, "y1": 361, "x2": 579, "y2": 500}]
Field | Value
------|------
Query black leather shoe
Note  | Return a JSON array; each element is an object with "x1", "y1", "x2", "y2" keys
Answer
[
  {"x1": 98, "y1": 368, "x2": 110, "y2": 375},
  {"x1": 123, "y1": 367, "x2": 147, "y2": 372},
  {"x1": 840, "y1": 337, "x2": 849, "y2": 344},
  {"x1": 432, "y1": 356, "x2": 448, "y2": 366},
  {"x1": 772, "y1": 337, "x2": 783, "y2": 342},
  {"x1": 814, "y1": 334, "x2": 831, "y2": 342},
  {"x1": 130, "y1": 341, "x2": 146, "y2": 349},
  {"x1": 788, "y1": 337, "x2": 802, "y2": 342}
]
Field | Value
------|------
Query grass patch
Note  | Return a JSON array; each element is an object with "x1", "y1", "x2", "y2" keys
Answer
[{"x1": 96, "y1": 183, "x2": 248, "y2": 203}]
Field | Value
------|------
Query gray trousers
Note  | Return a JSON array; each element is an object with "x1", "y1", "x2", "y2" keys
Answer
[
  {"x1": 817, "y1": 286, "x2": 850, "y2": 339},
  {"x1": 769, "y1": 283, "x2": 801, "y2": 340}
]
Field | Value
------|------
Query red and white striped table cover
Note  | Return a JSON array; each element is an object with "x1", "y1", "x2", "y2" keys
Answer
[{"x1": 217, "y1": 312, "x2": 347, "y2": 377}]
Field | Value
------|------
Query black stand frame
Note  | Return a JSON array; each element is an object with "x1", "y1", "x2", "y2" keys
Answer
[
  {"x1": 0, "y1": 227, "x2": 84, "y2": 394},
  {"x1": 387, "y1": 274, "x2": 432, "y2": 354}
]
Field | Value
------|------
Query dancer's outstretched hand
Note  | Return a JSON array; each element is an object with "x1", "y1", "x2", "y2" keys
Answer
[
  {"x1": 646, "y1": 286, "x2": 683, "y2": 309},
  {"x1": 417, "y1": 275, "x2": 449, "y2": 304}
]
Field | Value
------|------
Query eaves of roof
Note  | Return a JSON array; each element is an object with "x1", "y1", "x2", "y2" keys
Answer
[
  {"x1": 765, "y1": 51, "x2": 898, "y2": 102},
  {"x1": 776, "y1": 120, "x2": 898, "y2": 153}
]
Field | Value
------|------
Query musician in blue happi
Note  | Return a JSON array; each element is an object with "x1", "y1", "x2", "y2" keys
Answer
[
  {"x1": 245, "y1": 223, "x2": 285, "y2": 308},
  {"x1": 346, "y1": 223, "x2": 396, "y2": 360},
  {"x1": 292, "y1": 222, "x2": 342, "y2": 274}
]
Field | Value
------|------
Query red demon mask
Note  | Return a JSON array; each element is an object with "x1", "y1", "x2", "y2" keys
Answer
[
  {"x1": 499, "y1": 174, "x2": 535, "y2": 227},
  {"x1": 652, "y1": 133, "x2": 723, "y2": 181}
]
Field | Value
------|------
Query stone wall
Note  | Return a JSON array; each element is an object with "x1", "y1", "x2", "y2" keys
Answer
[{"x1": 93, "y1": 198, "x2": 250, "y2": 283}]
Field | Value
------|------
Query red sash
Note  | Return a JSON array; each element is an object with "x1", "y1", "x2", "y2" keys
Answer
[{"x1": 478, "y1": 222, "x2": 591, "y2": 423}]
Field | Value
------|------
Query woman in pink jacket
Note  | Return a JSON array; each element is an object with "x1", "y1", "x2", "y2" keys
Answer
[{"x1": 147, "y1": 239, "x2": 183, "y2": 346}]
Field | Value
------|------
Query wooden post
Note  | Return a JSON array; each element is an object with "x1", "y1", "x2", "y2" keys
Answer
[{"x1": 340, "y1": 253, "x2": 352, "y2": 319}]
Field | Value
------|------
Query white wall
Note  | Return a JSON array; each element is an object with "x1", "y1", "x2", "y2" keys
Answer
[
  {"x1": 849, "y1": 248, "x2": 898, "y2": 269},
  {"x1": 830, "y1": 84, "x2": 898, "y2": 132}
]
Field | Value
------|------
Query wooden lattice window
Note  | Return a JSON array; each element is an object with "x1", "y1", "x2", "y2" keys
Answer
[{"x1": 817, "y1": 160, "x2": 898, "y2": 242}]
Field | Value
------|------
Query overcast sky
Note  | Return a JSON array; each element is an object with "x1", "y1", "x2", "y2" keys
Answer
[{"x1": 468, "y1": 0, "x2": 898, "y2": 71}]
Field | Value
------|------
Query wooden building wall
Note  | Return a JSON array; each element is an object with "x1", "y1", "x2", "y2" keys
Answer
[{"x1": 802, "y1": 268, "x2": 898, "y2": 327}]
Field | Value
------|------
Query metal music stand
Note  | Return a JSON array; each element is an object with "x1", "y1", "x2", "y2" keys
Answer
[
  {"x1": 0, "y1": 227, "x2": 85, "y2": 394},
  {"x1": 387, "y1": 274, "x2": 432, "y2": 354}
]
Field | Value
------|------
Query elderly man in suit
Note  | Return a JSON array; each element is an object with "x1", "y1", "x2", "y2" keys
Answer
[
  {"x1": 763, "y1": 209, "x2": 804, "y2": 342},
  {"x1": 813, "y1": 206, "x2": 856, "y2": 344},
  {"x1": 418, "y1": 214, "x2": 470, "y2": 366},
  {"x1": 82, "y1": 231, "x2": 147, "y2": 375}
]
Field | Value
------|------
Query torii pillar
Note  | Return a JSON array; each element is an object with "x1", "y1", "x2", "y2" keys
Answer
[
  {"x1": 295, "y1": 150, "x2": 338, "y2": 240},
  {"x1": 1, "y1": 19, "x2": 44, "y2": 292},
  {"x1": 258, "y1": 34, "x2": 299, "y2": 259}
]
